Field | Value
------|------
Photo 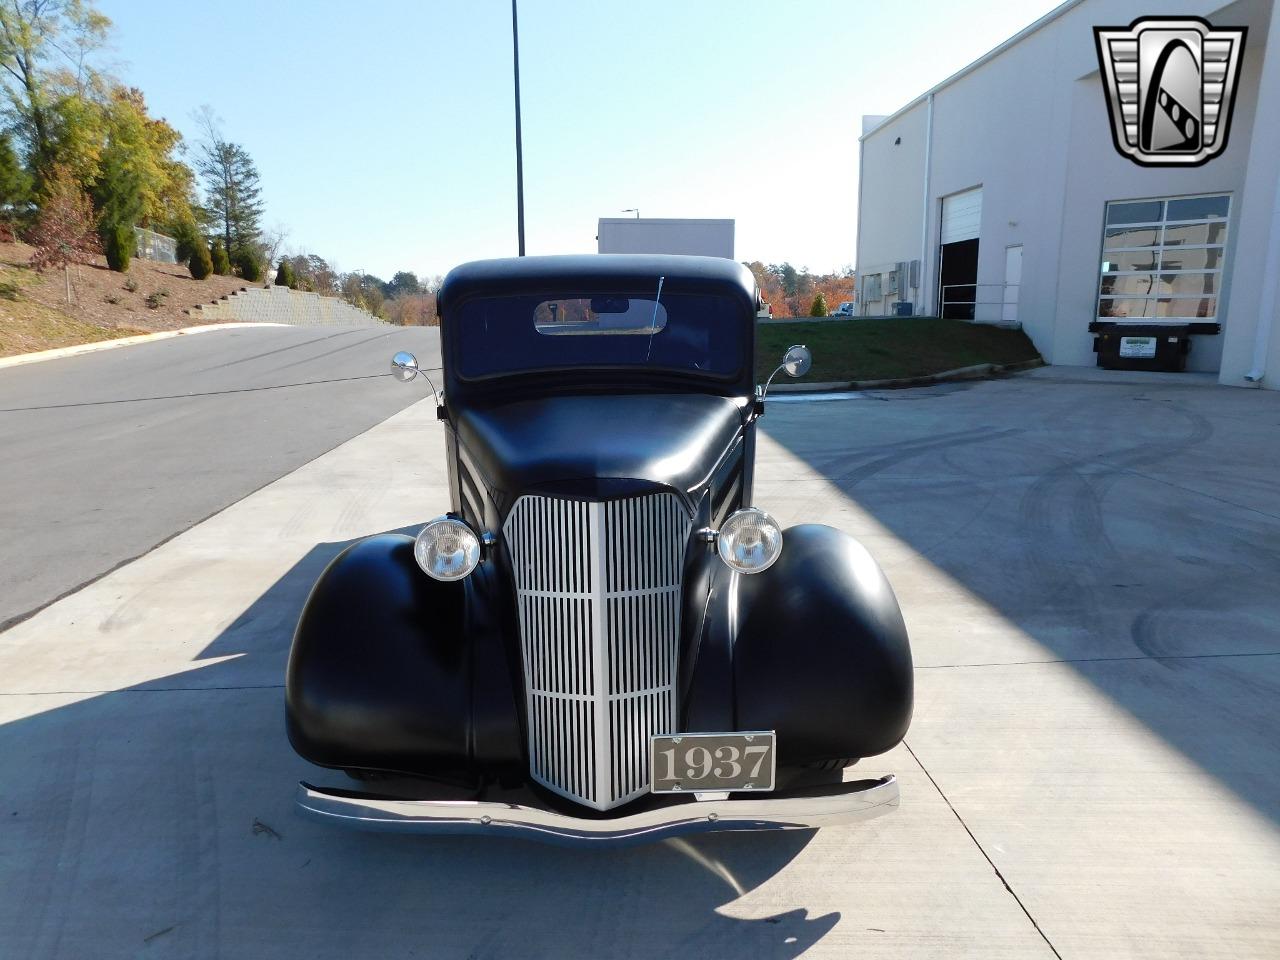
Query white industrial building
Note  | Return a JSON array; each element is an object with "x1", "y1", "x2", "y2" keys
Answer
[
  {"x1": 597, "y1": 218, "x2": 735, "y2": 258},
  {"x1": 855, "y1": 0, "x2": 1280, "y2": 388}
]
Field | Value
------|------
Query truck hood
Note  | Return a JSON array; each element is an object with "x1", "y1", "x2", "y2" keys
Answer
[{"x1": 454, "y1": 393, "x2": 745, "y2": 497}]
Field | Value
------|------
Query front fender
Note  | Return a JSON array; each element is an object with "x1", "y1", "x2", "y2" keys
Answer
[
  {"x1": 285, "y1": 534, "x2": 523, "y2": 779},
  {"x1": 703, "y1": 524, "x2": 913, "y2": 765}
]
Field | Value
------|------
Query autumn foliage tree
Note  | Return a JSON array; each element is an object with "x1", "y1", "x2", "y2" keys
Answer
[
  {"x1": 744, "y1": 261, "x2": 856, "y2": 318},
  {"x1": 27, "y1": 165, "x2": 101, "y2": 299}
]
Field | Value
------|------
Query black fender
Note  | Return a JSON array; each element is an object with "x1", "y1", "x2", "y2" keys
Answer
[
  {"x1": 285, "y1": 534, "x2": 524, "y2": 780},
  {"x1": 684, "y1": 524, "x2": 913, "y2": 765}
]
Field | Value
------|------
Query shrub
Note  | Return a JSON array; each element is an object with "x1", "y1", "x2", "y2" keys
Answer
[
  {"x1": 104, "y1": 224, "x2": 134, "y2": 272},
  {"x1": 144, "y1": 290, "x2": 169, "y2": 309},
  {"x1": 809, "y1": 293, "x2": 828, "y2": 317},
  {"x1": 123, "y1": 277, "x2": 138, "y2": 292},
  {"x1": 210, "y1": 241, "x2": 232, "y2": 275},
  {"x1": 233, "y1": 246, "x2": 263, "y2": 282},
  {"x1": 104, "y1": 293, "x2": 120, "y2": 304},
  {"x1": 172, "y1": 217, "x2": 201, "y2": 264},
  {"x1": 275, "y1": 257, "x2": 294, "y2": 287},
  {"x1": 189, "y1": 243, "x2": 213, "y2": 279}
]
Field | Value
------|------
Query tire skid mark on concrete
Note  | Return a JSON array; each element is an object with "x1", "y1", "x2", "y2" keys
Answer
[{"x1": 26, "y1": 736, "x2": 92, "y2": 960}]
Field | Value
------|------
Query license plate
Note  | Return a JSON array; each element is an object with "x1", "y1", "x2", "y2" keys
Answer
[
  {"x1": 1119, "y1": 336, "x2": 1157, "y2": 358},
  {"x1": 649, "y1": 731, "x2": 776, "y2": 793}
]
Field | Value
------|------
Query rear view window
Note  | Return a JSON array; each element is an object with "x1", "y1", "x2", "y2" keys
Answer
[
  {"x1": 534, "y1": 297, "x2": 667, "y2": 336},
  {"x1": 453, "y1": 292, "x2": 745, "y2": 380}
]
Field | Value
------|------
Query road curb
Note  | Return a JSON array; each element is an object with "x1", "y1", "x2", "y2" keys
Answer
[
  {"x1": 0, "y1": 322, "x2": 291, "y2": 370},
  {"x1": 771, "y1": 357, "x2": 1044, "y2": 394}
]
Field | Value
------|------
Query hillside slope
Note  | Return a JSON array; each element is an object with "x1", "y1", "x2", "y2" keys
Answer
[{"x1": 0, "y1": 241, "x2": 255, "y2": 358}]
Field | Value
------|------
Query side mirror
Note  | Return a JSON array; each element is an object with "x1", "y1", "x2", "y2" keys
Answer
[
  {"x1": 391, "y1": 351, "x2": 419, "y2": 382},
  {"x1": 756, "y1": 343, "x2": 814, "y2": 414},
  {"x1": 780, "y1": 344, "x2": 812, "y2": 378}
]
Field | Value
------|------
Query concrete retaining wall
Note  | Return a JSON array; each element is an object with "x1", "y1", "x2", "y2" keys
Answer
[{"x1": 187, "y1": 285, "x2": 386, "y2": 327}]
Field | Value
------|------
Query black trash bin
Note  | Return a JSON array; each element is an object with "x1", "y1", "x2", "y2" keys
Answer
[{"x1": 1090, "y1": 323, "x2": 1202, "y2": 372}]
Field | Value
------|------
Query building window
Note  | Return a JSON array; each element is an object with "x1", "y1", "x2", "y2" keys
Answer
[{"x1": 1097, "y1": 194, "x2": 1230, "y2": 322}]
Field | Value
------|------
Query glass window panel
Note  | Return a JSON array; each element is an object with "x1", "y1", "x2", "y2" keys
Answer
[
  {"x1": 1101, "y1": 250, "x2": 1159, "y2": 272},
  {"x1": 1162, "y1": 272, "x2": 1218, "y2": 297},
  {"x1": 1158, "y1": 247, "x2": 1223, "y2": 271},
  {"x1": 1098, "y1": 297, "x2": 1218, "y2": 319},
  {"x1": 1159, "y1": 296, "x2": 1216, "y2": 318},
  {"x1": 1106, "y1": 200, "x2": 1164, "y2": 225},
  {"x1": 1163, "y1": 221, "x2": 1227, "y2": 246},
  {"x1": 1105, "y1": 225, "x2": 1160, "y2": 247},
  {"x1": 1100, "y1": 273, "x2": 1163, "y2": 296},
  {"x1": 1098, "y1": 297, "x2": 1161, "y2": 319},
  {"x1": 1166, "y1": 195, "x2": 1229, "y2": 221}
]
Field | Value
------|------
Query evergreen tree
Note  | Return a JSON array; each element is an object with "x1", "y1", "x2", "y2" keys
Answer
[
  {"x1": 210, "y1": 240, "x2": 231, "y2": 275},
  {"x1": 194, "y1": 109, "x2": 263, "y2": 259},
  {"x1": 275, "y1": 257, "x2": 294, "y2": 287},
  {"x1": 189, "y1": 241, "x2": 212, "y2": 279},
  {"x1": 171, "y1": 213, "x2": 201, "y2": 264},
  {"x1": 0, "y1": 133, "x2": 31, "y2": 208},
  {"x1": 233, "y1": 245, "x2": 262, "y2": 282},
  {"x1": 809, "y1": 293, "x2": 828, "y2": 317},
  {"x1": 104, "y1": 222, "x2": 132, "y2": 271}
]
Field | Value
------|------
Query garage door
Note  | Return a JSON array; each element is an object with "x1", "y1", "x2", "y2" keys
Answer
[{"x1": 941, "y1": 187, "x2": 983, "y2": 244}]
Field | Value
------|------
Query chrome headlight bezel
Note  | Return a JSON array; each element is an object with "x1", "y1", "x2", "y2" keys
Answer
[
  {"x1": 413, "y1": 516, "x2": 481, "y2": 582},
  {"x1": 716, "y1": 507, "x2": 783, "y2": 574}
]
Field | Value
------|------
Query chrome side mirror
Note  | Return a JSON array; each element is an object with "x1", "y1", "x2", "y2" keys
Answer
[
  {"x1": 757, "y1": 343, "x2": 813, "y2": 411},
  {"x1": 391, "y1": 351, "x2": 419, "y2": 382},
  {"x1": 781, "y1": 344, "x2": 812, "y2": 378},
  {"x1": 390, "y1": 349, "x2": 446, "y2": 419}
]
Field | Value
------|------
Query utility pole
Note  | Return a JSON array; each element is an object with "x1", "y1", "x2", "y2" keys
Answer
[{"x1": 512, "y1": 0, "x2": 526, "y2": 256}]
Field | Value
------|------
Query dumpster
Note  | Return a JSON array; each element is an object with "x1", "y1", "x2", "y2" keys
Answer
[
  {"x1": 893, "y1": 301, "x2": 913, "y2": 317},
  {"x1": 1090, "y1": 323, "x2": 1195, "y2": 372}
]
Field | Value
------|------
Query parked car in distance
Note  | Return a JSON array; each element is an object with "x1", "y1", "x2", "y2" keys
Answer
[
  {"x1": 834, "y1": 300, "x2": 856, "y2": 316},
  {"x1": 285, "y1": 254, "x2": 914, "y2": 845}
]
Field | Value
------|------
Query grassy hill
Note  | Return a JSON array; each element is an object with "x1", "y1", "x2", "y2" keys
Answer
[
  {"x1": 0, "y1": 242, "x2": 253, "y2": 358},
  {"x1": 757, "y1": 316, "x2": 1041, "y2": 384}
]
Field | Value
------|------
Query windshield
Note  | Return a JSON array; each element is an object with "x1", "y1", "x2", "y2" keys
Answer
[{"x1": 453, "y1": 293, "x2": 746, "y2": 380}]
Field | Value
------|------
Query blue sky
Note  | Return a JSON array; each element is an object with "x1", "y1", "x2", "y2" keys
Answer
[{"x1": 99, "y1": 0, "x2": 1063, "y2": 280}]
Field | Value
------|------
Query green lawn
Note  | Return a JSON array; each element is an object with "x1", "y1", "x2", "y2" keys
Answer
[{"x1": 756, "y1": 317, "x2": 1041, "y2": 384}]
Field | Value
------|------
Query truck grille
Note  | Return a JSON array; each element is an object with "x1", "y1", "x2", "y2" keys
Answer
[{"x1": 503, "y1": 492, "x2": 691, "y2": 810}]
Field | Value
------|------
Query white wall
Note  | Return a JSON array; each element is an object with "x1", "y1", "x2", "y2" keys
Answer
[
  {"x1": 856, "y1": 0, "x2": 1277, "y2": 386},
  {"x1": 855, "y1": 104, "x2": 928, "y2": 313},
  {"x1": 597, "y1": 219, "x2": 734, "y2": 258}
]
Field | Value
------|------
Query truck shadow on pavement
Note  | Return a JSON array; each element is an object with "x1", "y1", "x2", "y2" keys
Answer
[{"x1": 1, "y1": 530, "x2": 840, "y2": 960}]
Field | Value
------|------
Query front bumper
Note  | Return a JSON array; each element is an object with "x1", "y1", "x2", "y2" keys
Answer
[{"x1": 296, "y1": 775, "x2": 898, "y2": 846}]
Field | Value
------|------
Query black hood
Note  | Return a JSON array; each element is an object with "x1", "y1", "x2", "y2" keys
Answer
[{"x1": 455, "y1": 393, "x2": 745, "y2": 498}]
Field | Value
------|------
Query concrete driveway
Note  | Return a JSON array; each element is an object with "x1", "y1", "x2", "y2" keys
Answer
[{"x1": 0, "y1": 369, "x2": 1276, "y2": 958}]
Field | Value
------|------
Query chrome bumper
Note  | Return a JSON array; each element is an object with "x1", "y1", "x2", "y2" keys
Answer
[{"x1": 296, "y1": 775, "x2": 898, "y2": 846}]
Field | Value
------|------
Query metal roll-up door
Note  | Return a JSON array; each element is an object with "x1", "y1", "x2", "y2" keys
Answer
[{"x1": 941, "y1": 187, "x2": 983, "y2": 244}]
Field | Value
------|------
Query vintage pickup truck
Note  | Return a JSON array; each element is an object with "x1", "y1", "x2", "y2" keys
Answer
[{"x1": 285, "y1": 254, "x2": 913, "y2": 844}]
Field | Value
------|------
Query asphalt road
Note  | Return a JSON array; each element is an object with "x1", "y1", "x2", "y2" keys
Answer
[{"x1": 0, "y1": 324, "x2": 441, "y2": 631}]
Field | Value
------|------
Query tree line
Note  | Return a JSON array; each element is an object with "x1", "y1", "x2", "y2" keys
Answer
[
  {"x1": 745, "y1": 261, "x2": 857, "y2": 317},
  {"x1": 0, "y1": 1, "x2": 277, "y2": 288}
]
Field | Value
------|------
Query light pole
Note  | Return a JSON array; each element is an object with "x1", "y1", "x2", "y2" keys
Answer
[
  {"x1": 512, "y1": 0, "x2": 526, "y2": 256},
  {"x1": 622, "y1": 208, "x2": 640, "y2": 218}
]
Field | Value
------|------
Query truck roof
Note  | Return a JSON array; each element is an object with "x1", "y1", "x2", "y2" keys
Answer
[{"x1": 438, "y1": 255, "x2": 758, "y2": 313}]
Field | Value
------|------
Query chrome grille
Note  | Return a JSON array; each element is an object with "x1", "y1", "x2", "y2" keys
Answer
[{"x1": 504, "y1": 492, "x2": 691, "y2": 810}]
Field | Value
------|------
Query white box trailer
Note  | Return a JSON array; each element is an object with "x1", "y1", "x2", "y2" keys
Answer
[{"x1": 597, "y1": 218, "x2": 734, "y2": 258}]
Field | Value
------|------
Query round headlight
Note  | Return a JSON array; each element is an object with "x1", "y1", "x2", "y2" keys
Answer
[
  {"x1": 414, "y1": 517, "x2": 481, "y2": 581},
  {"x1": 717, "y1": 507, "x2": 783, "y2": 574}
]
